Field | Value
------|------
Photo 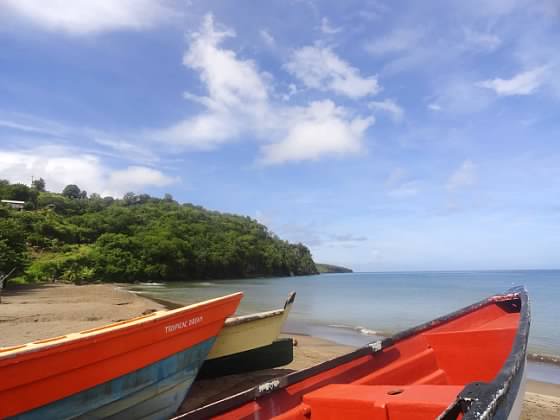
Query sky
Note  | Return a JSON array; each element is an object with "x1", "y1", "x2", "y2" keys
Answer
[{"x1": 1, "y1": 0, "x2": 559, "y2": 271}]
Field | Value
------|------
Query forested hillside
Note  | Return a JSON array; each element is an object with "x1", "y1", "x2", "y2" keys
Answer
[{"x1": 0, "y1": 179, "x2": 318, "y2": 283}]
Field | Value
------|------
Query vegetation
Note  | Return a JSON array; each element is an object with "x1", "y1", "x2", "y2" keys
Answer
[
  {"x1": 316, "y1": 263, "x2": 353, "y2": 274},
  {"x1": 0, "y1": 180, "x2": 318, "y2": 284}
]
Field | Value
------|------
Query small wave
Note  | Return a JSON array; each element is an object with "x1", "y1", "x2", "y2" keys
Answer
[
  {"x1": 138, "y1": 282, "x2": 165, "y2": 287},
  {"x1": 328, "y1": 324, "x2": 355, "y2": 330},
  {"x1": 191, "y1": 282, "x2": 215, "y2": 287},
  {"x1": 328, "y1": 324, "x2": 379, "y2": 336},
  {"x1": 356, "y1": 326, "x2": 378, "y2": 336},
  {"x1": 528, "y1": 352, "x2": 560, "y2": 366}
]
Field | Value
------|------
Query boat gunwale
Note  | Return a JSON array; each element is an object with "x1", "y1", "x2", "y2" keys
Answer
[
  {"x1": 0, "y1": 292, "x2": 243, "y2": 360},
  {"x1": 223, "y1": 309, "x2": 285, "y2": 327},
  {"x1": 223, "y1": 291, "x2": 295, "y2": 327},
  {"x1": 174, "y1": 286, "x2": 529, "y2": 420}
]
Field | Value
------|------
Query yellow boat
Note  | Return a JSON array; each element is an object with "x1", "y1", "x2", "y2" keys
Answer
[{"x1": 207, "y1": 291, "x2": 296, "y2": 360}]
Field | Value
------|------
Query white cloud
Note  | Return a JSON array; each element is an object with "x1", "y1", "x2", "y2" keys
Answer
[
  {"x1": 0, "y1": 111, "x2": 160, "y2": 164},
  {"x1": 447, "y1": 160, "x2": 477, "y2": 191},
  {"x1": 428, "y1": 103, "x2": 442, "y2": 111},
  {"x1": 156, "y1": 112, "x2": 242, "y2": 150},
  {"x1": 108, "y1": 166, "x2": 175, "y2": 191},
  {"x1": 385, "y1": 168, "x2": 419, "y2": 198},
  {"x1": 369, "y1": 99, "x2": 404, "y2": 122},
  {"x1": 156, "y1": 14, "x2": 375, "y2": 164},
  {"x1": 463, "y1": 28, "x2": 502, "y2": 52},
  {"x1": 184, "y1": 15, "x2": 269, "y2": 108},
  {"x1": 285, "y1": 46, "x2": 379, "y2": 98},
  {"x1": 0, "y1": 112, "x2": 68, "y2": 137},
  {"x1": 0, "y1": 146, "x2": 175, "y2": 197},
  {"x1": 154, "y1": 14, "x2": 270, "y2": 149},
  {"x1": 0, "y1": 0, "x2": 176, "y2": 35},
  {"x1": 259, "y1": 29, "x2": 275, "y2": 47},
  {"x1": 365, "y1": 28, "x2": 423, "y2": 56},
  {"x1": 476, "y1": 67, "x2": 547, "y2": 96},
  {"x1": 260, "y1": 101, "x2": 373, "y2": 164},
  {"x1": 434, "y1": 78, "x2": 493, "y2": 114},
  {"x1": 385, "y1": 167, "x2": 406, "y2": 187},
  {"x1": 320, "y1": 17, "x2": 341, "y2": 35},
  {"x1": 93, "y1": 136, "x2": 159, "y2": 163}
]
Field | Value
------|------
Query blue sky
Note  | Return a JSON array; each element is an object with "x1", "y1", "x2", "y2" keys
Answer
[{"x1": 1, "y1": 0, "x2": 559, "y2": 271}]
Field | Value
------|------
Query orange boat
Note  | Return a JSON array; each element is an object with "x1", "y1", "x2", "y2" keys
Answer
[
  {"x1": 0, "y1": 292, "x2": 243, "y2": 419},
  {"x1": 176, "y1": 287, "x2": 530, "y2": 420}
]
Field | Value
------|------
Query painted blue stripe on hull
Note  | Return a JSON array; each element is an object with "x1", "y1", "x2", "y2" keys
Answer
[{"x1": 13, "y1": 337, "x2": 216, "y2": 420}]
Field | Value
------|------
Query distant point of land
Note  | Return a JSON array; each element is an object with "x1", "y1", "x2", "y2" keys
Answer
[{"x1": 315, "y1": 263, "x2": 353, "y2": 274}]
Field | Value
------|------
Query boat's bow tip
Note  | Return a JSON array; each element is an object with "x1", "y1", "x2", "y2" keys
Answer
[{"x1": 284, "y1": 291, "x2": 296, "y2": 309}]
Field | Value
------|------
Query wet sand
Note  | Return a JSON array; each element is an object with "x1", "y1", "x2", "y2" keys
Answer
[{"x1": 1, "y1": 284, "x2": 558, "y2": 418}]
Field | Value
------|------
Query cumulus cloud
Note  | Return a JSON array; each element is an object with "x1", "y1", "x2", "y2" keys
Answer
[
  {"x1": 154, "y1": 14, "x2": 270, "y2": 149},
  {"x1": 285, "y1": 46, "x2": 380, "y2": 98},
  {"x1": 447, "y1": 160, "x2": 477, "y2": 191},
  {"x1": 155, "y1": 14, "x2": 374, "y2": 164},
  {"x1": 0, "y1": 146, "x2": 175, "y2": 197},
  {"x1": 476, "y1": 67, "x2": 547, "y2": 96},
  {"x1": 0, "y1": 0, "x2": 176, "y2": 35},
  {"x1": 260, "y1": 101, "x2": 373, "y2": 164},
  {"x1": 369, "y1": 99, "x2": 404, "y2": 122}
]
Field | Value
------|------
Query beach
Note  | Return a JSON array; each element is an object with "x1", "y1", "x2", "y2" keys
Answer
[{"x1": 1, "y1": 284, "x2": 559, "y2": 418}]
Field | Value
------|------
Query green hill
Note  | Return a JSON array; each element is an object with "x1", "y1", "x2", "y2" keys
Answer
[
  {"x1": 0, "y1": 180, "x2": 318, "y2": 284},
  {"x1": 316, "y1": 263, "x2": 353, "y2": 273}
]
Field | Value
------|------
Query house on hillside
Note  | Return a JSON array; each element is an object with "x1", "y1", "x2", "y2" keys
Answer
[{"x1": 1, "y1": 200, "x2": 25, "y2": 210}]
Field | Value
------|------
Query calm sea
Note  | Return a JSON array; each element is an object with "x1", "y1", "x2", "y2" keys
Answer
[{"x1": 132, "y1": 270, "x2": 560, "y2": 383}]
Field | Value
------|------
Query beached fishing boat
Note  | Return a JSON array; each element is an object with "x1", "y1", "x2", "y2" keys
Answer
[
  {"x1": 195, "y1": 292, "x2": 296, "y2": 379},
  {"x1": 176, "y1": 287, "x2": 530, "y2": 420},
  {"x1": 205, "y1": 291, "x2": 296, "y2": 361},
  {"x1": 0, "y1": 292, "x2": 243, "y2": 420}
]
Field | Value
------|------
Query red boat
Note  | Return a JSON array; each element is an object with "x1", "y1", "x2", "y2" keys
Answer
[
  {"x1": 0, "y1": 292, "x2": 243, "y2": 419},
  {"x1": 176, "y1": 287, "x2": 529, "y2": 420}
]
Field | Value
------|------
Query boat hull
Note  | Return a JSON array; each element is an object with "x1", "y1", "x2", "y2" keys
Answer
[
  {"x1": 1, "y1": 293, "x2": 243, "y2": 419},
  {"x1": 207, "y1": 292, "x2": 295, "y2": 360},
  {"x1": 198, "y1": 338, "x2": 294, "y2": 379},
  {"x1": 14, "y1": 337, "x2": 214, "y2": 420}
]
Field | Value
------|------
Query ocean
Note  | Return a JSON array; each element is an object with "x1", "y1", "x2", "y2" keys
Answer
[{"x1": 132, "y1": 270, "x2": 560, "y2": 383}]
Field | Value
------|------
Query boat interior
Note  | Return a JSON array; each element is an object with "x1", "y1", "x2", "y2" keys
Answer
[{"x1": 213, "y1": 297, "x2": 522, "y2": 420}]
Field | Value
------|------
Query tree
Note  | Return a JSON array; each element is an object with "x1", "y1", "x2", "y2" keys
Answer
[
  {"x1": 32, "y1": 178, "x2": 46, "y2": 192},
  {"x1": 0, "y1": 217, "x2": 29, "y2": 278},
  {"x1": 122, "y1": 192, "x2": 136, "y2": 206},
  {"x1": 62, "y1": 184, "x2": 82, "y2": 199},
  {"x1": 8, "y1": 183, "x2": 32, "y2": 201}
]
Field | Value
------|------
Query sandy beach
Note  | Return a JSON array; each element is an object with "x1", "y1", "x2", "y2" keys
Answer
[
  {"x1": 1, "y1": 284, "x2": 559, "y2": 418},
  {"x1": 0, "y1": 283, "x2": 166, "y2": 347}
]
